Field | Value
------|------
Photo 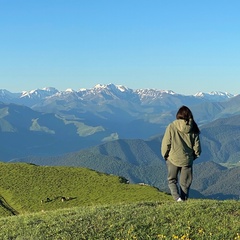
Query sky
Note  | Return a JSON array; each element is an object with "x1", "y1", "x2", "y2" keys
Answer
[{"x1": 1, "y1": 0, "x2": 240, "y2": 95}]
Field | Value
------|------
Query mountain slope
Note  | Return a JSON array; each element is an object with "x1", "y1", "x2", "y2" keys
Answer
[
  {"x1": 0, "y1": 162, "x2": 170, "y2": 216},
  {"x1": 0, "y1": 103, "x2": 112, "y2": 160},
  {"x1": 13, "y1": 136, "x2": 240, "y2": 200},
  {"x1": 192, "y1": 161, "x2": 240, "y2": 199},
  {"x1": 13, "y1": 138, "x2": 167, "y2": 189},
  {"x1": 200, "y1": 114, "x2": 240, "y2": 163},
  {"x1": 1, "y1": 84, "x2": 238, "y2": 140},
  {"x1": 1, "y1": 84, "x2": 240, "y2": 166}
]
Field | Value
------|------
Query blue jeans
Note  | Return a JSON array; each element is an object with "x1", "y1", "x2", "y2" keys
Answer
[{"x1": 166, "y1": 160, "x2": 193, "y2": 200}]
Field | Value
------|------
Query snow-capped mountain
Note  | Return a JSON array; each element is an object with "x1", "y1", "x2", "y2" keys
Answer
[
  {"x1": 20, "y1": 87, "x2": 59, "y2": 99},
  {"x1": 1, "y1": 83, "x2": 240, "y2": 170},
  {"x1": 0, "y1": 83, "x2": 238, "y2": 130},
  {"x1": 0, "y1": 83, "x2": 239, "y2": 202},
  {"x1": 75, "y1": 83, "x2": 135, "y2": 102},
  {"x1": 0, "y1": 83, "x2": 238, "y2": 131},
  {"x1": 0, "y1": 83, "x2": 235, "y2": 107},
  {"x1": 0, "y1": 83, "x2": 239, "y2": 129},
  {"x1": 194, "y1": 91, "x2": 234, "y2": 101}
]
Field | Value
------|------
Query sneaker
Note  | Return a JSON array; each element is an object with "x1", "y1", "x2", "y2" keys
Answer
[{"x1": 177, "y1": 198, "x2": 183, "y2": 202}]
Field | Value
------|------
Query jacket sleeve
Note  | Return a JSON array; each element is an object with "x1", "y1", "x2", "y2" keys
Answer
[
  {"x1": 161, "y1": 125, "x2": 172, "y2": 160},
  {"x1": 193, "y1": 134, "x2": 201, "y2": 159}
]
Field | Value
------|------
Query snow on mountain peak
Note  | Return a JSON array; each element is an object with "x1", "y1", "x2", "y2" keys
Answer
[
  {"x1": 194, "y1": 91, "x2": 234, "y2": 100},
  {"x1": 42, "y1": 87, "x2": 59, "y2": 92},
  {"x1": 65, "y1": 88, "x2": 75, "y2": 93},
  {"x1": 135, "y1": 88, "x2": 177, "y2": 98},
  {"x1": 91, "y1": 83, "x2": 132, "y2": 99},
  {"x1": 93, "y1": 83, "x2": 129, "y2": 92},
  {"x1": 79, "y1": 88, "x2": 87, "y2": 91},
  {"x1": 0, "y1": 84, "x2": 236, "y2": 107},
  {"x1": 94, "y1": 84, "x2": 104, "y2": 89},
  {"x1": 20, "y1": 87, "x2": 59, "y2": 99}
]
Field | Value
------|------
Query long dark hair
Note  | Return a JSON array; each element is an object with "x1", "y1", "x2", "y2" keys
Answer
[{"x1": 176, "y1": 106, "x2": 200, "y2": 134}]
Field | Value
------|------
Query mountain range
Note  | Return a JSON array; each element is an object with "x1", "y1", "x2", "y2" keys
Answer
[
  {"x1": 0, "y1": 84, "x2": 234, "y2": 105},
  {"x1": 0, "y1": 83, "x2": 237, "y2": 140},
  {"x1": 0, "y1": 83, "x2": 239, "y2": 159},
  {"x1": 0, "y1": 84, "x2": 239, "y2": 200}
]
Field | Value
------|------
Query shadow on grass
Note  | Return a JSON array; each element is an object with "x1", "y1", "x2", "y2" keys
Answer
[{"x1": 41, "y1": 196, "x2": 77, "y2": 204}]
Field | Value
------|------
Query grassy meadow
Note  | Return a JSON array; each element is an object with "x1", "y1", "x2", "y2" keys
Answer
[
  {"x1": 0, "y1": 200, "x2": 239, "y2": 239},
  {"x1": 0, "y1": 162, "x2": 170, "y2": 215},
  {"x1": 0, "y1": 162, "x2": 239, "y2": 239}
]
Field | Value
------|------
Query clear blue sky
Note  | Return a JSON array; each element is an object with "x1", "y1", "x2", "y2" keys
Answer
[{"x1": 1, "y1": 0, "x2": 240, "y2": 95}]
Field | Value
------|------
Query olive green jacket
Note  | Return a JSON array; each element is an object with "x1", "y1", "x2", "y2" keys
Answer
[{"x1": 161, "y1": 119, "x2": 201, "y2": 167}]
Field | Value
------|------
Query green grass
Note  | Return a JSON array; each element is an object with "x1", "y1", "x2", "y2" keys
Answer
[
  {"x1": 0, "y1": 200, "x2": 239, "y2": 239},
  {"x1": 0, "y1": 162, "x2": 239, "y2": 239},
  {"x1": 0, "y1": 162, "x2": 170, "y2": 215}
]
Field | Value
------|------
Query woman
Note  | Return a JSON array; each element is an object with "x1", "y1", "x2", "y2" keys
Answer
[{"x1": 161, "y1": 106, "x2": 201, "y2": 201}]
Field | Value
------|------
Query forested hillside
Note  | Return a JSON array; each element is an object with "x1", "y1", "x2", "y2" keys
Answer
[{"x1": 12, "y1": 138, "x2": 240, "y2": 200}]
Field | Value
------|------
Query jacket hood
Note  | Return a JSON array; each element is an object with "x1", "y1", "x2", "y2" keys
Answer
[{"x1": 173, "y1": 119, "x2": 193, "y2": 133}]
